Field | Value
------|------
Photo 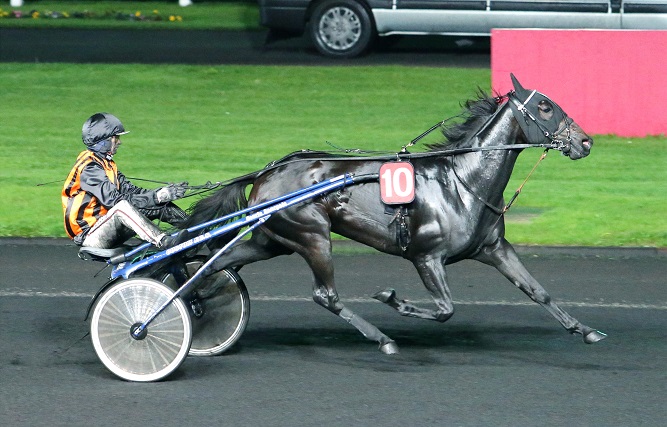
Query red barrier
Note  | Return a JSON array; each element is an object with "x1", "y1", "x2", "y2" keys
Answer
[{"x1": 491, "y1": 29, "x2": 667, "y2": 137}]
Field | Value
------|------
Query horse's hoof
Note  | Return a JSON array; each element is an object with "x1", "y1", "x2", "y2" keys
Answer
[
  {"x1": 379, "y1": 341, "x2": 400, "y2": 355},
  {"x1": 583, "y1": 330, "x2": 607, "y2": 344},
  {"x1": 372, "y1": 288, "x2": 396, "y2": 304}
]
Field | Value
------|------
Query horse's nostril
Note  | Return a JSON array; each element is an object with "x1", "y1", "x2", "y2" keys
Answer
[{"x1": 583, "y1": 140, "x2": 592, "y2": 150}]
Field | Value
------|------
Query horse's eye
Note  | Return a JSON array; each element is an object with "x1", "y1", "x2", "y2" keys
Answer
[
  {"x1": 539, "y1": 101, "x2": 552, "y2": 113},
  {"x1": 538, "y1": 101, "x2": 553, "y2": 119}
]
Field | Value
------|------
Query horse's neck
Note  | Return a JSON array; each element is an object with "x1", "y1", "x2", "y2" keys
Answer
[{"x1": 454, "y1": 106, "x2": 522, "y2": 202}]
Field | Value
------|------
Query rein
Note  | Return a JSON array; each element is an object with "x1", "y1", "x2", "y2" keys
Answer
[
  {"x1": 279, "y1": 90, "x2": 564, "y2": 164},
  {"x1": 125, "y1": 177, "x2": 224, "y2": 199},
  {"x1": 263, "y1": 142, "x2": 557, "y2": 167},
  {"x1": 116, "y1": 90, "x2": 566, "y2": 206}
]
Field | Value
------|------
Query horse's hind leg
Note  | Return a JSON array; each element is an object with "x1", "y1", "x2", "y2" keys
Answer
[
  {"x1": 373, "y1": 255, "x2": 455, "y2": 322},
  {"x1": 264, "y1": 222, "x2": 399, "y2": 354},
  {"x1": 306, "y1": 241, "x2": 399, "y2": 354},
  {"x1": 476, "y1": 238, "x2": 606, "y2": 343},
  {"x1": 203, "y1": 230, "x2": 293, "y2": 274}
]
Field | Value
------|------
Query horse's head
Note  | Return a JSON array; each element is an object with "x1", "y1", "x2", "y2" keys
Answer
[{"x1": 508, "y1": 74, "x2": 592, "y2": 160}]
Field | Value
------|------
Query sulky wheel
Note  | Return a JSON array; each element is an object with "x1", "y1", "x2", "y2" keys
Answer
[
  {"x1": 90, "y1": 278, "x2": 192, "y2": 382},
  {"x1": 161, "y1": 257, "x2": 250, "y2": 356}
]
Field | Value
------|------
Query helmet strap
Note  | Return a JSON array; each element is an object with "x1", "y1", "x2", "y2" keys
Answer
[{"x1": 89, "y1": 138, "x2": 114, "y2": 159}]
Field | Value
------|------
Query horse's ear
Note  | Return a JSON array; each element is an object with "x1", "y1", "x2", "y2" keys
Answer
[{"x1": 510, "y1": 73, "x2": 528, "y2": 95}]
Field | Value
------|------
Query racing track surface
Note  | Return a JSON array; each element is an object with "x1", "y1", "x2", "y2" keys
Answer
[{"x1": 1, "y1": 239, "x2": 665, "y2": 426}]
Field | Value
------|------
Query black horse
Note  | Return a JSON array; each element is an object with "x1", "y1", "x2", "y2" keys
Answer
[{"x1": 183, "y1": 75, "x2": 606, "y2": 354}]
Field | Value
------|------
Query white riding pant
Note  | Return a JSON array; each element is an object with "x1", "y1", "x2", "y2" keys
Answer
[{"x1": 82, "y1": 200, "x2": 166, "y2": 249}]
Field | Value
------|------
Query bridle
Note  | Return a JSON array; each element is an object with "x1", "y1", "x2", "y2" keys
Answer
[{"x1": 506, "y1": 90, "x2": 574, "y2": 153}]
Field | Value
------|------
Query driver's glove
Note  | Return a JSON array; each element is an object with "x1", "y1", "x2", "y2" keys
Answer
[{"x1": 155, "y1": 182, "x2": 188, "y2": 203}]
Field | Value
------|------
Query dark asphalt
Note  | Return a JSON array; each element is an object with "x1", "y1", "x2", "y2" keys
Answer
[
  {"x1": 1, "y1": 239, "x2": 665, "y2": 426},
  {"x1": 0, "y1": 28, "x2": 491, "y2": 66}
]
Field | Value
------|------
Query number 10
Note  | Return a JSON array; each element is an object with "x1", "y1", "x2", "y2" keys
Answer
[{"x1": 380, "y1": 162, "x2": 415, "y2": 204}]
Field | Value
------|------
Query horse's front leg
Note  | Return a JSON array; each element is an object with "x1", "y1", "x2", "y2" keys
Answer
[
  {"x1": 373, "y1": 255, "x2": 454, "y2": 322},
  {"x1": 476, "y1": 238, "x2": 606, "y2": 343}
]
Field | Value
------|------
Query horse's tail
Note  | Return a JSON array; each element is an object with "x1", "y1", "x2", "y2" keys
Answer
[{"x1": 180, "y1": 172, "x2": 258, "y2": 231}]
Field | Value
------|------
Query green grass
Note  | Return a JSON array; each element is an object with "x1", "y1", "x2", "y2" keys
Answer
[
  {"x1": 0, "y1": 1, "x2": 261, "y2": 30},
  {"x1": 505, "y1": 137, "x2": 666, "y2": 247},
  {"x1": 0, "y1": 63, "x2": 665, "y2": 247}
]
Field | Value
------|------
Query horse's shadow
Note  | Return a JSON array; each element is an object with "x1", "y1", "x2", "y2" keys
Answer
[
  {"x1": 37, "y1": 308, "x2": 620, "y2": 381},
  {"x1": 234, "y1": 323, "x2": 613, "y2": 372}
]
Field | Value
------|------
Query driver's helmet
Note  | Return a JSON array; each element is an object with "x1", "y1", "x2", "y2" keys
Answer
[{"x1": 82, "y1": 112, "x2": 129, "y2": 152}]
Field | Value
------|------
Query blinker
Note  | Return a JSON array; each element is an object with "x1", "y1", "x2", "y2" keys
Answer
[{"x1": 508, "y1": 74, "x2": 568, "y2": 145}]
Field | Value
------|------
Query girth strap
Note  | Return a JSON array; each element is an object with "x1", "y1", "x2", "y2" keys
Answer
[{"x1": 385, "y1": 205, "x2": 411, "y2": 252}]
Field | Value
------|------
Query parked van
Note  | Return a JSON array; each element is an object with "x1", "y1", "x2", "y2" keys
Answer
[{"x1": 259, "y1": 0, "x2": 667, "y2": 57}]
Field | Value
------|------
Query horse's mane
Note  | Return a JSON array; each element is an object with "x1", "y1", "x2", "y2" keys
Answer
[{"x1": 426, "y1": 91, "x2": 500, "y2": 152}]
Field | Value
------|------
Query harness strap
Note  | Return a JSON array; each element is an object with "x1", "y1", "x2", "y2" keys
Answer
[
  {"x1": 452, "y1": 149, "x2": 550, "y2": 217},
  {"x1": 451, "y1": 164, "x2": 504, "y2": 216}
]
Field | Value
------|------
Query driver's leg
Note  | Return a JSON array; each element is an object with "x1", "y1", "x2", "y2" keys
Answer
[{"x1": 82, "y1": 200, "x2": 166, "y2": 249}]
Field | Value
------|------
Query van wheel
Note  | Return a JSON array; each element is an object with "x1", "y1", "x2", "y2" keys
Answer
[{"x1": 309, "y1": 0, "x2": 374, "y2": 58}]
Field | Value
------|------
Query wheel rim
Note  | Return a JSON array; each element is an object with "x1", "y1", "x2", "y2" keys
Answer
[
  {"x1": 188, "y1": 269, "x2": 249, "y2": 356},
  {"x1": 162, "y1": 262, "x2": 249, "y2": 356},
  {"x1": 318, "y1": 7, "x2": 362, "y2": 52},
  {"x1": 91, "y1": 279, "x2": 191, "y2": 382}
]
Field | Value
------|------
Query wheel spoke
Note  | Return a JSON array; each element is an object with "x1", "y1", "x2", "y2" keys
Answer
[
  {"x1": 319, "y1": 7, "x2": 362, "y2": 51},
  {"x1": 90, "y1": 278, "x2": 191, "y2": 382},
  {"x1": 161, "y1": 261, "x2": 250, "y2": 357}
]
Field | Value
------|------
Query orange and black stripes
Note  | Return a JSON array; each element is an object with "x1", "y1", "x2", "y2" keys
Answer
[{"x1": 62, "y1": 151, "x2": 118, "y2": 239}]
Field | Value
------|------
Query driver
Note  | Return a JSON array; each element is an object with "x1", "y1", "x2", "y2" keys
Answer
[{"x1": 62, "y1": 112, "x2": 189, "y2": 250}]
